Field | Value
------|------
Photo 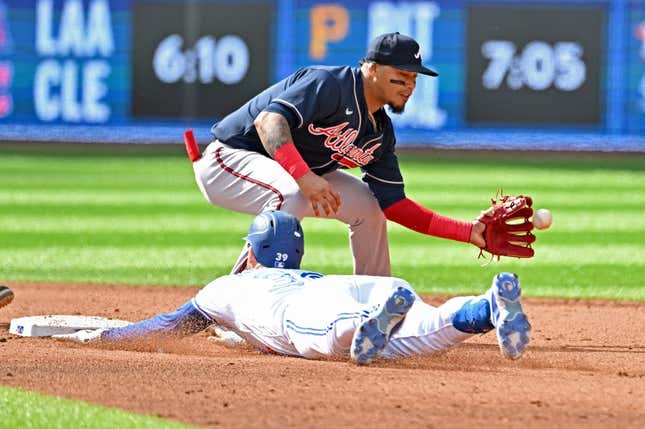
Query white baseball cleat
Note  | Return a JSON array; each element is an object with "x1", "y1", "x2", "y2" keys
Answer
[
  {"x1": 52, "y1": 329, "x2": 105, "y2": 343},
  {"x1": 487, "y1": 273, "x2": 531, "y2": 360},
  {"x1": 350, "y1": 286, "x2": 415, "y2": 365}
]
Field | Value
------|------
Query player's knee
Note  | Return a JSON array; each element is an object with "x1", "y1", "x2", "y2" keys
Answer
[
  {"x1": 348, "y1": 203, "x2": 386, "y2": 228},
  {"x1": 344, "y1": 189, "x2": 384, "y2": 225},
  {"x1": 365, "y1": 205, "x2": 386, "y2": 223},
  {"x1": 279, "y1": 190, "x2": 309, "y2": 219}
]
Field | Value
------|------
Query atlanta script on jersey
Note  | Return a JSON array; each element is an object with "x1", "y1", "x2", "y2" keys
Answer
[{"x1": 211, "y1": 66, "x2": 405, "y2": 209}]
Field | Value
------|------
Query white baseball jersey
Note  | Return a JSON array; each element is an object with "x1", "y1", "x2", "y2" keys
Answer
[{"x1": 193, "y1": 268, "x2": 475, "y2": 360}]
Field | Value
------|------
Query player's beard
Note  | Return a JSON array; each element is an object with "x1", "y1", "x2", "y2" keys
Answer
[{"x1": 388, "y1": 102, "x2": 406, "y2": 114}]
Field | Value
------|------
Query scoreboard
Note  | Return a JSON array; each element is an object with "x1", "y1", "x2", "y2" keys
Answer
[
  {"x1": 465, "y1": 6, "x2": 604, "y2": 125},
  {"x1": 0, "y1": 0, "x2": 643, "y2": 149}
]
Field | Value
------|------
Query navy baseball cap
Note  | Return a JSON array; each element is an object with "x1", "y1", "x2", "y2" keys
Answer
[{"x1": 364, "y1": 32, "x2": 438, "y2": 77}]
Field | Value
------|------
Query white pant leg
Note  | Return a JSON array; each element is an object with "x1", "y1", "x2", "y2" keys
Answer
[
  {"x1": 193, "y1": 143, "x2": 391, "y2": 276},
  {"x1": 284, "y1": 275, "x2": 410, "y2": 359},
  {"x1": 193, "y1": 142, "x2": 310, "y2": 215},
  {"x1": 382, "y1": 296, "x2": 477, "y2": 358},
  {"x1": 284, "y1": 285, "x2": 364, "y2": 359},
  {"x1": 193, "y1": 142, "x2": 309, "y2": 274}
]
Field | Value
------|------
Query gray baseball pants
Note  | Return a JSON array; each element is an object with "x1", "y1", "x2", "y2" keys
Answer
[{"x1": 192, "y1": 141, "x2": 391, "y2": 276}]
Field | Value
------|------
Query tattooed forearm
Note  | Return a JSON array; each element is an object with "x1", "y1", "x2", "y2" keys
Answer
[{"x1": 254, "y1": 111, "x2": 294, "y2": 156}]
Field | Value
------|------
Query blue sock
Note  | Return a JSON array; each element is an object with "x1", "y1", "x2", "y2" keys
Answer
[
  {"x1": 451, "y1": 298, "x2": 494, "y2": 334},
  {"x1": 102, "y1": 300, "x2": 213, "y2": 341}
]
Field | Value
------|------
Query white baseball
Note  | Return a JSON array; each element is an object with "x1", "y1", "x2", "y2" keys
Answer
[{"x1": 533, "y1": 208, "x2": 553, "y2": 230}]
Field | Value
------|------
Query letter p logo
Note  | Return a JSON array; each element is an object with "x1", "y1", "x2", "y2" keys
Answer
[{"x1": 309, "y1": 5, "x2": 349, "y2": 60}]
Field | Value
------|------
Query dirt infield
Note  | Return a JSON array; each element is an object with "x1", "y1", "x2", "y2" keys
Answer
[{"x1": 1, "y1": 283, "x2": 644, "y2": 428}]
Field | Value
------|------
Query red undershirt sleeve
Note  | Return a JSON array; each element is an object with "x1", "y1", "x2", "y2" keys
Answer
[{"x1": 383, "y1": 198, "x2": 472, "y2": 243}]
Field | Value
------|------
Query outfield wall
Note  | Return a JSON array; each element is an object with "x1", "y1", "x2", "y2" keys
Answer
[{"x1": 0, "y1": 0, "x2": 643, "y2": 150}]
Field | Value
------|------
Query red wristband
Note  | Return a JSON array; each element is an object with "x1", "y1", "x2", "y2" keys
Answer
[
  {"x1": 427, "y1": 212, "x2": 472, "y2": 243},
  {"x1": 273, "y1": 142, "x2": 311, "y2": 180},
  {"x1": 384, "y1": 198, "x2": 472, "y2": 243}
]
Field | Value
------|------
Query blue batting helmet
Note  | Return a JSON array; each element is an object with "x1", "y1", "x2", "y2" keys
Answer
[{"x1": 245, "y1": 210, "x2": 304, "y2": 269}]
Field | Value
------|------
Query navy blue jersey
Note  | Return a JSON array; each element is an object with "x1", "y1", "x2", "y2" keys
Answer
[{"x1": 211, "y1": 66, "x2": 405, "y2": 209}]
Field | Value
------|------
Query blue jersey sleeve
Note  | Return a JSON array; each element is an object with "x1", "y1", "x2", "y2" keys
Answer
[
  {"x1": 263, "y1": 68, "x2": 342, "y2": 129},
  {"x1": 362, "y1": 135, "x2": 406, "y2": 210}
]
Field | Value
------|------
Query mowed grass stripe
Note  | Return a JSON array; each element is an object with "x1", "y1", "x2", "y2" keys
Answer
[
  {"x1": 1, "y1": 144, "x2": 643, "y2": 299},
  {"x1": 3, "y1": 210, "x2": 644, "y2": 232},
  {"x1": 0, "y1": 214, "x2": 254, "y2": 232},
  {"x1": 1, "y1": 243, "x2": 642, "y2": 265},
  {"x1": 4, "y1": 202, "x2": 644, "y2": 217},
  {"x1": 2, "y1": 230, "x2": 645, "y2": 248},
  {"x1": 1, "y1": 219, "x2": 638, "y2": 244},
  {"x1": 3, "y1": 189, "x2": 645, "y2": 206},
  {"x1": 4, "y1": 172, "x2": 641, "y2": 189},
  {"x1": 391, "y1": 266, "x2": 645, "y2": 300},
  {"x1": 3, "y1": 152, "x2": 641, "y2": 184},
  {"x1": 4, "y1": 261, "x2": 642, "y2": 300}
]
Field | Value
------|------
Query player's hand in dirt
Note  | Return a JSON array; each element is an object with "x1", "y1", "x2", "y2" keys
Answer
[
  {"x1": 469, "y1": 220, "x2": 486, "y2": 248},
  {"x1": 296, "y1": 172, "x2": 341, "y2": 216}
]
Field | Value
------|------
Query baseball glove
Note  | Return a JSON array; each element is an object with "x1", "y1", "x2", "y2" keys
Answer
[{"x1": 477, "y1": 194, "x2": 535, "y2": 259}]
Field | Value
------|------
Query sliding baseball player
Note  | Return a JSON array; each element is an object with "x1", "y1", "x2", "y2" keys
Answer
[{"x1": 55, "y1": 211, "x2": 531, "y2": 365}]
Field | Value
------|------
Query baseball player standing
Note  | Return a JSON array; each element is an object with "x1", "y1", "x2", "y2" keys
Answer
[
  {"x1": 191, "y1": 32, "x2": 488, "y2": 275},
  {"x1": 55, "y1": 211, "x2": 531, "y2": 366}
]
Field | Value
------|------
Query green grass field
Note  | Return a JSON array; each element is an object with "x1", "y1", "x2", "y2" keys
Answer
[
  {"x1": 0, "y1": 386, "x2": 195, "y2": 429},
  {"x1": 1, "y1": 143, "x2": 644, "y2": 300},
  {"x1": 1, "y1": 143, "x2": 644, "y2": 427}
]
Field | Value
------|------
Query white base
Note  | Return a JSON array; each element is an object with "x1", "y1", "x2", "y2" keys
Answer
[{"x1": 9, "y1": 315, "x2": 131, "y2": 337}]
